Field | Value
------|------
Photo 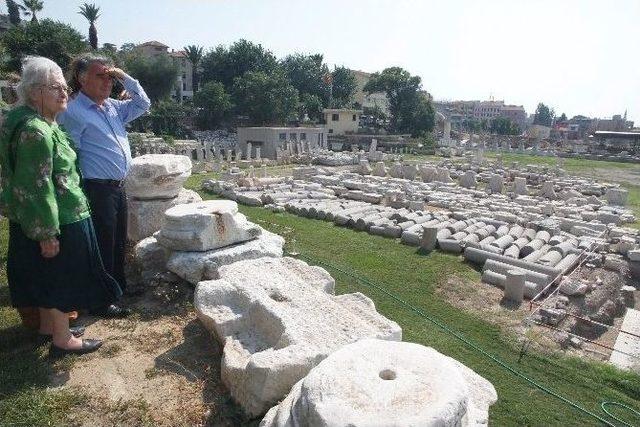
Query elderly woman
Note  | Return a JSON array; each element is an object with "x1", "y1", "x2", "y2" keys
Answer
[{"x1": 0, "y1": 56, "x2": 122, "y2": 356}]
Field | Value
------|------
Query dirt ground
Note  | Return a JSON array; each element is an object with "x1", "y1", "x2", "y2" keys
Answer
[{"x1": 49, "y1": 276, "x2": 256, "y2": 427}]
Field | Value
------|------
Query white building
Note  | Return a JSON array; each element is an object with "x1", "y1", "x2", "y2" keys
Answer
[{"x1": 323, "y1": 108, "x2": 362, "y2": 135}]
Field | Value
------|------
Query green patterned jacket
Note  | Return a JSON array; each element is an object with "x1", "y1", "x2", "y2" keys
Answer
[{"x1": 0, "y1": 105, "x2": 90, "y2": 241}]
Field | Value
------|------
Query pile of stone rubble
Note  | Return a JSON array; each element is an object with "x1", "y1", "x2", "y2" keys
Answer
[{"x1": 201, "y1": 159, "x2": 639, "y2": 303}]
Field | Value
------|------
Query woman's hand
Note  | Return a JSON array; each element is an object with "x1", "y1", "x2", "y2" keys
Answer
[{"x1": 40, "y1": 237, "x2": 59, "y2": 258}]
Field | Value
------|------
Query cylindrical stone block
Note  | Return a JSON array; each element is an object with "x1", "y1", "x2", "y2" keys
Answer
[
  {"x1": 491, "y1": 235, "x2": 515, "y2": 249},
  {"x1": 503, "y1": 245, "x2": 521, "y2": 258}
]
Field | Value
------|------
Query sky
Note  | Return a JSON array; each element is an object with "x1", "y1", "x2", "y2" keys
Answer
[{"x1": 31, "y1": 0, "x2": 640, "y2": 122}]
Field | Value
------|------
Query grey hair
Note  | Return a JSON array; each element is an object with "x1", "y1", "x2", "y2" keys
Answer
[
  {"x1": 16, "y1": 56, "x2": 65, "y2": 106},
  {"x1": 68, "y1": 53, "x2": 114, "y2": 94}
]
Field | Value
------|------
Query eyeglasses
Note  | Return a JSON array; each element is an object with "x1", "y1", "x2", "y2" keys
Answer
[{"x1": 40, "y1": 84, "x2": 71, "y2": 94}]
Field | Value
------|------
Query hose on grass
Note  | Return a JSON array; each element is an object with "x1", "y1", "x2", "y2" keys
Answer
[{"x1": 287, "y1": 251, "x2": 640, "y2": 427}]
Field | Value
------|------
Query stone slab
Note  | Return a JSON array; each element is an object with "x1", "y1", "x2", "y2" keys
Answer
[
  {"x1": 609, "y1": 308, "x2": 640, "y2": 373},
  {"x1": 195, "y1": 257, "x2": 402, "y2": 417}
]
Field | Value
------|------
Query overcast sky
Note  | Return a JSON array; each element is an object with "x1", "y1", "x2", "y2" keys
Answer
[{"x1": 34, "y1": 0, "x2": 639, "y2": 122}]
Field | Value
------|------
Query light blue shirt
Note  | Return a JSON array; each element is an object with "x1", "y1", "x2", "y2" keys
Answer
[{"x1": 58, "y1": 74, "x2": 151, "y2": 180}]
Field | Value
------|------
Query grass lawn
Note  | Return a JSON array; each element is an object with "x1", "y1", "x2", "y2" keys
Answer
[{"x1": 1, "y1": 169, "x2": 639, "y2": 425}]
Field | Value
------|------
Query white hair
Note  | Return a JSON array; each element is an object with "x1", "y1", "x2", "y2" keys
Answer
[{"x1": 16, "y1": 56, "x2": 65, "y2": 107}]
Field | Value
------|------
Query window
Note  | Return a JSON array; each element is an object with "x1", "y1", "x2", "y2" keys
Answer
[
  {"x1": 352, "y1": 114, "x2": 357, "y2": 121},
  {"x1": 279, "y1": 133, "x2": 286, "y2": 140},
  {"x1": 182, "y1": 73, "x2": 187, "y2": 79},
  {"x1": 290, "y1": 133, "x2": 297, "y2": 140},
  {"x1": 328, "y1": 129, "x2": 334, "y2": 133},
  {"x1": 332, "y1": 113, "x2": 339, "y2": 121},
  {"x1": 300, "y1": 133, "x2": 307, "y2": 140},
  {"x1": 183, "y1": 82, "x2": 187, "y2": 91}
]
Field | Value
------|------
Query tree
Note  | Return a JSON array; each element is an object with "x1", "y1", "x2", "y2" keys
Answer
[
  {"x1": 533, "y1": 102, "x2": 554, "y2": 127},
  {"x1": 232, "y1": 71, "x2": 298, "y2": 125},
  {"x1": 124, "y1": 55, "x2": 178, "y2": 102},
  {"x1": 135, "y1": 100, "x2": 197, "y2": 137},
  {"x1": 281, "y1": 53, "x2": 329, "y2": 107},
  {"x1": 183, "y1": 45, "x2": 204, "y2": 93},
  {"x1": 1, "y1": 19, "x2": 87, "y2": 72},
  {"x1": 193, "y1": 81, "x2": 232, "y2": 128},
  {"x1": 21, "y1": 0, "x2": 43, "y2": 23},
  {"x1": 298, "y1": 93, "x2": 323, "y2": 121},
  {"x1": 490, "y1": 117, "x2": 520, "y2": 135},
  {"x1": 6, "y1": 0, "x2": 22, "y2": 25},
  {"x1": 200, "y1": 39, "x2": 279, "y2": 90},
  {"x1": 120, "y1": 42, "x2": 136, "y2": 53},
  {"x1": 557, "y1": 112, "x2": 567, "y2": 123},
  {"x1": 78, "y1": 3, "x2": 100, "y2": 50},
  {"x1": 330, "y1": 66, "x2": 357, "y2": 108},
  {"x1": 364, "y1": 67, "x2": 434, "y2": 136}
]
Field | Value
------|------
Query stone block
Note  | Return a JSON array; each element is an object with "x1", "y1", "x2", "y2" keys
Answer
[
  {"x1": 125, "y1": 154, "x2": 192, "y2": 199},
  {"x1": 167, "y1": 229, "x2": 285, "y2": 284},
  {"x1": 132, "y1": 236, "x2": 169, "y2": 283},
  {"x1": 156, "y1": 200, "x2": 261, "y2": 251},
  {"x1": 261, "y1": 339, "x2": 497, "y2": 427},
  {"x1": 127, "y1": 188, "x2": 203, "y2": 242},
  {"x1": 195, "y1": 257, "x2": 402, "y2": 417}
]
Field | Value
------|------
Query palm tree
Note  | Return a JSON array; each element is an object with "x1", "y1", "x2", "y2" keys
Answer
[
  {"x1": 183, "y1": 45, "x2": 204, "y2": 94},
  {"x1": 21, "y1": 0, "x2": 43, "y2": 23},
  {"x1": 78, "y1": 3, "x2": 100, "y2": 50}
]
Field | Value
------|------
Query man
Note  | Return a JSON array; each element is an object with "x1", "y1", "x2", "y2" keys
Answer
[{"x1": 58, "y1": 54, "x2": 151, "y2": 318}]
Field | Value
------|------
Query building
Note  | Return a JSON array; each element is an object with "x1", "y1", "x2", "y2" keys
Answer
[
  {"x1": 594, "y1": 112, "x2": 634, "y2": 132},
  {"x1": 237, "y1": 127, "x2": 327, "y2": 160},
  {"x1": 434, "y1": 99, "x2": 527, "y2": 130},
  {"x1": 592, "y1": 131, "x2": 640, "y2": 153},
  {"x1": 323, "y1": 108, "x2": 362, "y2": 135},
  {"x1": 351, "y1": 70, "x2": 389, "y2": 114},
  {"x1": 135, "y1": 41, "x2": 194, "y2": 102}
]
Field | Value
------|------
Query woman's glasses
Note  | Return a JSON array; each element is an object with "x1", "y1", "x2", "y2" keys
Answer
[{"x1": 41, "y1": 84, "x2": 71, "y2": 95}]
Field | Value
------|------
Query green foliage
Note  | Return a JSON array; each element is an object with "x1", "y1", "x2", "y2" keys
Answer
[
  {"x1": 232, "y1": 70, "x2": 298, "y2": 125},
  {"x1": 330, "y1": 66, "x2": 357, "y2": 108},
  {"x1": 0, "y1": 19, "x2": 87, "y2": 72},
  {"x1": 135, "y1": 100, "x2": 195, "y2": 138},
  {"x1": 123, "y1": 55, "x2": 178, "y2": 102},
  {"x1": 193, "y1": 81, "x2": 232, "y2": 128},
  {"x1": 364, "y1": 67, "x2": 434, "y2": 136},
  {"x1": 490, "y1": 117, "x2": 520, "y2": 135},
  {"x1": 200, "y1": 39, "x2": 279, "y2": 90},
  {"x1": 78, "y1": 3, "x2": 100, "y2": 50},
  {"x1": 557, "y1": 112, "x2": 568, "y2": 122},
  {"x1": 298, "y1": 93, "x2": 323, "y2": 121},
  {"x1": 6, "y1": 0, "x2": 22, "y2": 25},
  {"x1": 533, "y1": 102, "x2": 554, "y2": 127}
]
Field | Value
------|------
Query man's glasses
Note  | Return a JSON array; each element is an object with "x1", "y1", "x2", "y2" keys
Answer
[{"x1": 41, "y1": 84, "x2": 71, "y2": 94}]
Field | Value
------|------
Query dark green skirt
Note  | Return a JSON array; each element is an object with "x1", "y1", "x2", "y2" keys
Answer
[{"x1": 7, "y1": 218, "x2": 122, "y2": 313}]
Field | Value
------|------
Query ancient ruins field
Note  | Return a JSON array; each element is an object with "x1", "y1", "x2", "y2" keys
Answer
[{"x1": 1, "y1": 153, "x2": 639, "y2": 426}]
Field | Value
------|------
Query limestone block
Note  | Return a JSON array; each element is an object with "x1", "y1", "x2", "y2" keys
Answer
[
  {"x1": 195, "y1": 257, "x2": 402, "y2": 417},
  {"x1": 436, "y1": 167, "x2": 453, "y2": 183},
  {"x1": 261, "y1": 339, "x2": 497, "y2": 427},
  {"x1": 488, "y1": 174, "x2": 503, "y2": 194},
  {"x1": 513, "y1": 177, "x2": 528, "y2": 195},
  {"x1": 127, "y1": 188, "x2": 203, "y2": 242},
  {"x1": 606, "y1": 188, "x2": 628, "y2": 206},
  {"x1": 156, "y1": 200, "x2": 261, "y2": 251},
  {"x1": 125, "y1": 154, "x2": 192, "y2": 199},
  {"x1": 401, "y1": 163, "x2": 418, "y2": 180},
  {"x1": 419, "y1": 165, "x2": 437, "y2": 182},
  {"x1": 389, "y1": 162, "x2": 403, "y2": 178},
  {"x1": 132, "y1": 236, "x2": 169, "y2": 283},
  {"x1": 539, "y1": 182, "x2": 557, "y2": 199},
  {"x1": 371, "y1": 161, "x2": 387, "y2": 177},
  {"x1": 167, "y1": 229, "x2": 285, "y2": 284},
  {"x1": 459, "y1": 170, "x2": 477, "y2": 189}
]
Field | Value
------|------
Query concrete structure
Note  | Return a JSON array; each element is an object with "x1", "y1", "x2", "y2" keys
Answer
[
  {"x1": 323, "y1": 108, "x2": 362, "y2": 135},
  {"x1": 592, "y1": 131, "x2": 640, "y2": 153},
  {"x1": 237, "y1": 127, "x2": 326, "y2": 160}
]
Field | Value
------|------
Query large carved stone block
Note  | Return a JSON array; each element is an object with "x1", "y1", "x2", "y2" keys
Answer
[
  {"x1": 261, "y1": 339, "x2": 498, "y2": 427},
  {"x1": 195, "y1": 257, "x2": 402, "y2": 417},
  {"x1": 125, "y1": 154, "x2": 192, "y2": 200},
  {"x1": 155, "y1": 200, "x2": 261, "y2": 251}
]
